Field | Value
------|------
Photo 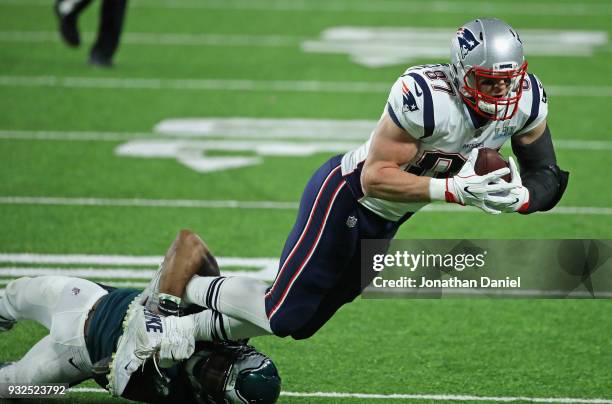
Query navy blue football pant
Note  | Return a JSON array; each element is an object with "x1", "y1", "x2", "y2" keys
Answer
[{"x1": 264, "y1": 155, "x2": 409, "y2": 339}]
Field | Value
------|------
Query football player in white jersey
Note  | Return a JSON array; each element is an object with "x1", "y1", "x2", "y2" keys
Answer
[
  {"x1": 120, "y1": 18, "x2": 569, "y2": 353},
  {"x1": 0, "y1": 230, "x2": 281, "y2": 403}
]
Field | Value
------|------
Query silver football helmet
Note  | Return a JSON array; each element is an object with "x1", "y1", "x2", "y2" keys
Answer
[{"x1": 449, "y1": 18, "x2": 528, "y2": 120}]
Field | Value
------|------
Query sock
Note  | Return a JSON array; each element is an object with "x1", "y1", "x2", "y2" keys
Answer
[
  {"x1": 183, "y1": 310, "x2": 268, "y2": 341},
  {"x1": 184, "y1": 276, "x2": 272, "y2": 333}
]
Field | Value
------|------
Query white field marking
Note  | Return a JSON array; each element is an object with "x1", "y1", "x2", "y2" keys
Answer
[
  {"x1": 0, "y1": 31, "x2": 301, "y2": 47},
  {"x1": 5, "y1": 29, "x2": 612, "y2": 55},
  {"x1": 0, "y1": 254, "x2": 280, "y2": 281},
  {"x1": 1, "y1": 75, "x2": 611, "y2": 97},
  {"x1": 0, "y1": 255, "x2": 611, "y2": 299},
  {"x1": 419, "y1": 204, "x2": 612, "y2": 216},
  {"x1": 153, "y1": 118, "x2": 612, "y2": 151},
  {"x1": 2, "y1": 0, "x2": 612, "y2": 16},
  {"x1": 0, "y1": 196, "x2": 611, "y2": 215},
  {"x1": 63, "y1": 387, "x2": 612, "y2": 403},
  {"x1": 364, "y1": 287, "x2": 612, "y2": 299},
  {"x1": 0, "y1": 196, "x2": 299, "y2": 210},
  {"x1": 0, "y1": 279, "x2": 150, "y2": 289},
  {"x1": 0, "y1": 266, "x2": 277, "y2": 280},
  {"x1": 114, "y1": 139, "x2": 359, "y2": 172},
  {"x1": 0, "y1": 253, "x2": 160, "y2": 265},
  {"x1": 0, "y1": 253, "x2": 278, "y2": 268},
  {"x1": 303, "y1": 27, "x2": 608, "y2": 67},
  {"x1": 0, "y1": 129, "x2": 152, "y2": 141},
  {"x1": 1, "y1": 127, "x2": 612, "y2": 151},
  {"x1": 154, "y1": 117, "x2": 375, "y2": 140}
]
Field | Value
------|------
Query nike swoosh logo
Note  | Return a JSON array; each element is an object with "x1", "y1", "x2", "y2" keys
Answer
[
  {"x1": 463, "y1": 186, "x2": 477, "y2": 199},
  {"x1": 124, "y1": 361, "x2": 132, "y2": 371},
  {"x1": 415, "y1": 84, "x2": 423, "y2": 97},
  {"x1": 68, "y1": 357, "x2": 81, "y2": 371},
  {"x1": 510, "y1": 198, "x2": 519, "y2": 205}
]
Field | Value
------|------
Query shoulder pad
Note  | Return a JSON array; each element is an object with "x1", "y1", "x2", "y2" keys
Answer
[
  {"x1": 386, "y1": 71, "x2": 439, "y2": 139},
  {"x1": 515, "y1": 73, "x2": 548, "y2": 135}
]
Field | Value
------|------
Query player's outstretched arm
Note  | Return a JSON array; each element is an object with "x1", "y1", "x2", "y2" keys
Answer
[
  {"x1": 151, "y1": 229, "x2": 220, "y2": 315},
  {"x1": 362, "y1": 113, "x2": 517, "y2": 214},
  {"x1": 361, "y1": 113, "x2": 431, "y2": 202},
  {"x1": 508, "y1": 120, "x2": 569, "y2": 214}
]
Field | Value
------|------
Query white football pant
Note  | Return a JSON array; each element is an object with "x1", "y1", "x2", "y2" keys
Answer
[{"x1": 0, "y1": 276, "x2": 107, "y2": 388}]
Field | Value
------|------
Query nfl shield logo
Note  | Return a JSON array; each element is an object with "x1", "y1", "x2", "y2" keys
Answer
[
  {"x1": 346, "y1": 216, "x2": 358, "y2": 228},
  {"x1": 71, "y1": 287, "x2": 81, "y2": 295}
]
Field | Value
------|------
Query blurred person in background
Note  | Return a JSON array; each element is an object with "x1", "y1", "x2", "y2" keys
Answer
[{"x1": 54, "y1": 0, "x2": 128, "y2": 67}]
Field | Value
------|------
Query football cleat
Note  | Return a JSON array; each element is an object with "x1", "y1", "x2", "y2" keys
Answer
[
  {"x1": 54, "y1": 0, "x2": 88, "y2": 47},
  {"x1": 107, "y1": 299, "x2": 195, "y2": 396},
  {"x1": 88, "y1": 51, "x2": 113, "y2": 68},
  {"x1": 0, "y1": 298, "x2": 15, "y2": 332},
  {"x1": 140, "y1": 263, "x2": 164, "y2": 310},
  {"x1": 107, "y1": 297, "x2": 146, "y2": 396},
  {"x1": 0, "y1": 316, "x2": 14, "y2": 332}
]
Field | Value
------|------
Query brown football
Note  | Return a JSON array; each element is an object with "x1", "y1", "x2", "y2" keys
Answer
[{"x1": 474, "y1": 148, "x2": 511, "y2": 182}]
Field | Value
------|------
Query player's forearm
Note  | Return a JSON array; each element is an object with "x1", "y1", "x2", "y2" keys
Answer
[
  {"x1": 361, "y1": 165, "x2": 432, "y2": 202},
  {"x1": 156, "y1": 230, "x2": 212, "y2": 314}
]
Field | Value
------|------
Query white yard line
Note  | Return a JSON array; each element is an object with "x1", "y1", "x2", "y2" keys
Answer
[
  {"x1": 0, "y1": 196, "x2": 610, "y2": 215},
  {"x1": 365, "y1": 287, "x2": 612, "y2": 299},
  {"x1": 1, "y1": 0, "x2": 611, "y2": 16},
  {"x1": 1, "y1": 129, "x2": 611, "y2": 151},
  {"x1": 0, "y1": 75, "x2": 611, "y2": 97},
  {"x1": 0, "y1": 266, "x2": 276, "y2": 280},
  {"x1": 0, "y1": 31, "x2": 301, "y2": 47},
  {"x1": 0, "y1": 75, "x2": 389, "y2": 93},
  {"x1": 1, "y1": 253, "x2": 609, "y2": 300},
  {"x1": 0, "y1": 253, "x2": 277, "y2": 267},
  {"x1": 0, "y1": 254, "x2": 280, "y2": 281},
  {"x1": 0, "y1": 196, "x2": 300, "y2": 210},
  {"x1": 65, "y1": 387, "x2": 612, "y2": 403}
]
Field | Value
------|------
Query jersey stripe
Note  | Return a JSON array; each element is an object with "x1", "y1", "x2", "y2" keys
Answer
[
  {"x1": 386, "y1": 102, "x2": 405, "y2": 130},
  {"x1": 408, "y1": 73, "x2": 435, "y2": 138},
  {"x1": 519, "y1": 73, "x2": 540, "y2": 132}
]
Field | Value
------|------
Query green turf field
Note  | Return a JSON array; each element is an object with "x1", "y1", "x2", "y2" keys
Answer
[{"x1": 1, "y1": 0, "x2": 611, "y2": 402}]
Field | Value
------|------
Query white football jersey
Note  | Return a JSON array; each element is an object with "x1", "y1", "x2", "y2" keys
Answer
[{"x1": 341, "y1": 63, "x2": 548, "y2": 221}]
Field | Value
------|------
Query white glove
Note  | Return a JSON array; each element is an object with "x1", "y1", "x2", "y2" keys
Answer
[
  {"x1": 430, "y1": 149, "x2": 519, "y2": 215},
  {"x1": 484, "y1": 156, "x2": 530, "y2": 213}
]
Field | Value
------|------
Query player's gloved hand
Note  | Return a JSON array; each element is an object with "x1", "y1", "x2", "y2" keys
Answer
[
  {"x1": 429, "y1": 149, "x2": 518, "y2": 215},
  {"x1": 483, "y1": 156, "x2": 530, "y2": 213},
  {"x1": 158, "y1": 315, "x2": 195, "y2": 367}
]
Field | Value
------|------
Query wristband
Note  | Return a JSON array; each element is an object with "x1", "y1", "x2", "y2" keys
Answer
[{"x1": 429, "y1": 178, "x2": 447, "y2": 201}]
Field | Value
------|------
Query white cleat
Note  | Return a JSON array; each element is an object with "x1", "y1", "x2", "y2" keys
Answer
[
  {"x1": 140, "y1": 264, "x2": 163, "y2": 310},
  {"x1": 108, "y1": 299, "x2": 162, "y2": 396},
  {"x1": 107, "y1": 298, "x2": 195, "y2": 396}
]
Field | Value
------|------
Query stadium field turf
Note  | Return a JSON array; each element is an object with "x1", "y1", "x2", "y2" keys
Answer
[{"x1": 1, "y1": 0, "x2": 611, "y2": 402}]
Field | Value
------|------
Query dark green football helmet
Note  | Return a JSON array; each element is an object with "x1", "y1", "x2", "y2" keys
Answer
[{"x1": 185, "y1": 343, "x2": 281, "y2": 404}]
